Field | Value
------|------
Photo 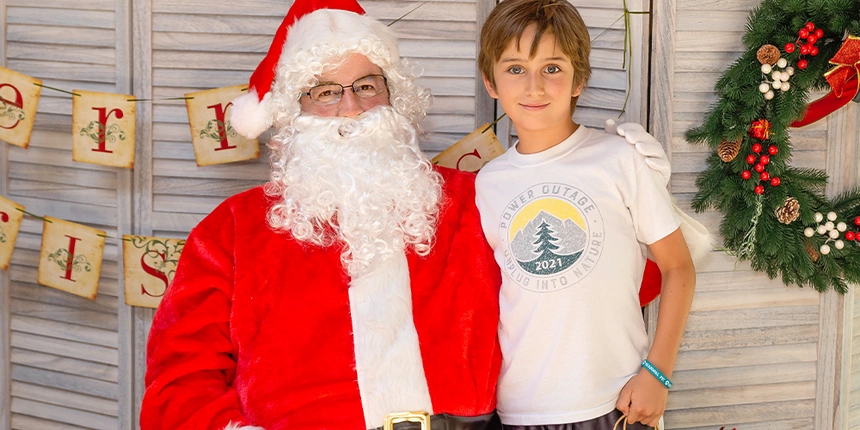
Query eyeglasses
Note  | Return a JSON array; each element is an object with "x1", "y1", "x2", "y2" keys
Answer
[{"x1": 303, "y1": 74, "x2": 388, "y2": 105}]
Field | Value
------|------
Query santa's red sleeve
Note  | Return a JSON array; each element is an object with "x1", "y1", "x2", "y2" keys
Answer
[{"x1": 140, "y1": 201, "x2": 249, "y2": 430}]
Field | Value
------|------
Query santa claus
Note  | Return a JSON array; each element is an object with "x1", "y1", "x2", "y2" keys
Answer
[{"x1": 140, "y1": 0, "x2": 707, "y2": 429}]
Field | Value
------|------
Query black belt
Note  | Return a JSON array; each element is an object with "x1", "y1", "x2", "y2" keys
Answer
[{"x1": 372, "y1": 412, "x2": 499, "y2": 430}]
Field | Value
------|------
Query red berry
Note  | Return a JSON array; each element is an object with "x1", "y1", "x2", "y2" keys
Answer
[
  {"x1": 755, "y1": 185, "x2": 765, "y2": 195},
  {"x1": 800, "y1": 45, "x2": 811, "y2": 55},
  {"x1": 746, "y1": 154, "x2": 757, "y2": 164},
  {"x1": 742, "y1": 170, "x2": 752, "y2": 180},
  {"x1": 799, "y1": 28, "x2": 810, "y2": 38},
  {"x1": 854, "y1": 216, "x2": 860, "y2": 226},
  {"x1": 760, "y1": 171, "x2": 770, "y2": 181},
  {"x1": 768, "y1": 145, "x2": 778, "y2": 155},
  {"x1": 806, "y1": 35, "x2": 817, "y2": 44},
  {"x1": 798, "y1": 59, "x2": 809, "y2": 69},
  {"x1": 770, "y1": 177, "x2": 781, "y2": 187},
  {"x1": 784, "y1": 43, "x2": 796, "y2": 53},
  {"x1": 814, "y1": 28, "x2": 824, "y2": 38},
  {"x1": 754, "y1": 163, "x2": 766, "y2": 173},
  {"x1": 760, "y1": 155, "x2": 770, "y2": 165},
  {"x1": 805, "y1": 22, "x2": 815, "y2": 31},
  {"x1": 847, "y1": 231, "x2": 857, "y2": 241},
  {"x1": 752, "y1": 143, "x2": 762, "y2": 153},
  {"x1": 810, "y1": 46, "x2": 819, "y2": 56}
]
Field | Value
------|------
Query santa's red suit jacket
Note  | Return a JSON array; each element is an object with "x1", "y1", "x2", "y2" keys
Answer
[{"x1": 140, "y1": 167, "x2": 502, "y2": 430}]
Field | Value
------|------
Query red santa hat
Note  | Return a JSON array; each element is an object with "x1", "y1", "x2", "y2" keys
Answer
[{"x1": 231, "y1": 0, "x2": 427, "y2": 139}]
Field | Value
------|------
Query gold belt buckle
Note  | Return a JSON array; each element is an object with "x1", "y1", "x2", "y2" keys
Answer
[{"x1": 383, "y1": 411, "x2": 431, "y2": 430}]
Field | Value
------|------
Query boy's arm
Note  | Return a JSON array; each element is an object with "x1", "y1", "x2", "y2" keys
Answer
[{"x1": 617, "y1": 228, "x2": 696, "y2": 427}]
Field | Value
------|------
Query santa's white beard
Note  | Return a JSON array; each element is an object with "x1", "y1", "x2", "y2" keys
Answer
[{"x1": 266, "y1": 106, "x2": 442, "y2": 278}]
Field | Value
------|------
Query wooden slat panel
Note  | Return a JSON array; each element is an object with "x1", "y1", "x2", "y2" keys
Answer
[
  {"x1": 11, "y1": 381, "x2": 117, "y2": 418},
  {"x1": 11, "y1": 349, "x2": 118, "y2": 383},
  {"x1": 6, "y1": 7, "x2": 114, "y2": 29},
  {"x1": 11, "y1": 365, "x2": 117, "y2": 399},
  {"x1": 10, "y1": 333, "x2": 117, "y2": 366},
  {"x1": 11, "y1": 414, "x2": 90, "y2": 430},
  {"x1": 11, "y1": 397, "x2": 116, "y2": 430},
  {"x1": 664, "y1": 400, "x2": 814, "y2": 429}
]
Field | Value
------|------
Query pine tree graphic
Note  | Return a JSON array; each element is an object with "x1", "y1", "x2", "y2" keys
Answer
[
  {"x1": 518, "y1": 220, "x2": 582, "y2": 276},
  {"x1": 533, "y1": 221, "x2": 560, "y2": 257}
]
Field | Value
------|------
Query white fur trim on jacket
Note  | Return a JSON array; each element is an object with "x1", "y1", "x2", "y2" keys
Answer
[
  {"x1": 348, "y1": 250, "x2": 433, "y2": 429},
  {"x1": 224, "y1": 423, "x2": 264, "y2": 430},
  {"x1": 230, "y1": 89, "x2": 273, "y2": 139}
]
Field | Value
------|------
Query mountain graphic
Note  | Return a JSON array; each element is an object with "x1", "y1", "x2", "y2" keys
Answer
[{"x1": 510, "y1": 210, "x2": 587, "y2": 262}]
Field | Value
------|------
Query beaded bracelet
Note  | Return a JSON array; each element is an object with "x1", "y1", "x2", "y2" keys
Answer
[{"x1": 641, "y1": 359, "x2": 673, "y2": 389}]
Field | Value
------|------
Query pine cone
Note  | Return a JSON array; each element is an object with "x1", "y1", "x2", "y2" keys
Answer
[
  {"x1": 757, "y1": 44, "x2": 781, "y2": 65},
  {"x1": 805, "y1": 241, "x2": 820, "y2": 262},
  {"x1": 718, "y1": 139, "x2": 741, "y2": 162},
  {"x1": 775, "y1": 197, "x2": 800, "y2": 224}
]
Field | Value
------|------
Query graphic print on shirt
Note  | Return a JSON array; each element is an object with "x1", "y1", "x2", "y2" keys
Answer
[{"x1": 498, "y1": 183, "x2": 604, "y2": 292}]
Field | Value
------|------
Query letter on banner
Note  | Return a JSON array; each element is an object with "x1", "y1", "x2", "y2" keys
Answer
[
  {"x1": 122, "y1": 235, "x2": 185, "y2": 308},
  {"x1": 185, "y1": 85, "x2": 260, "y2": 166},
  {"x1": 0, "y1": 196, "x2": 25, "y2": 270},
  {"x1": 37, "y1": 217, "x2": 105, "y2": 300},
  {"x1": 72, "y1": 90, "x2": 136, "y2": 168},
  {"x1": 431, "y1": 124, "x2": 506, "y2": 173},
  {"x1": 0, "y1": 66, "x2": 42, "y2": 148}
]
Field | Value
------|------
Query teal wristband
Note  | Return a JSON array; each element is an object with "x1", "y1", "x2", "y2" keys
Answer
[{"x1": 641, "y1": 359, "x2": 673, "y2": 389}]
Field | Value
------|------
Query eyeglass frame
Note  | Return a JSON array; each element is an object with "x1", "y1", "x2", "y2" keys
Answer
[{"x1": 301, "y1": 74, "x2": 389, "y2": 105}]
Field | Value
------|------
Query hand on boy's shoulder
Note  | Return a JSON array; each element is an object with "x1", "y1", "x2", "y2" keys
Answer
[{"x1": 605, "y1": 119, "x2": 671, "y2": 186}]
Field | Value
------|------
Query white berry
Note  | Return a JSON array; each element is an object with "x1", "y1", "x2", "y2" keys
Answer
[
  {"x1": 826, "y1": 221, "x2": 835, "y2": 230},
  {"x1": 781, "y1": 82, "x2": 791, "y2": 92},
  {"x1": 836, "y1": 240, "x2": 845, "y2": 250},
  {"x1": 814, "y1": 212, "x2": 824, "y2": 222},
  {"x1": 805, "y1": 227, "x2": 815, "y2": 237},
  {"x1": 838, "y1": 222, "x2": 847, "y2": 232},
  {"x1": 765, "y1": 91, "x2": 775, "y2": 100},
  {"x1": 830, "y1": 229, "x2": 840, "y2": 239},
  {"x1": 818, "y1": 225, "x2": 828, "y2": 235},
  {"x1": 821, "y1": 244, "x2": 831, "y2": 255},
  {"x1": 777, "y1": 58, "x2": 788, "y2": 68},
  {"x1": 759, "y1": 83, "x2": 771, "y2": 93},
  {"x1": 772, "y1": 80, "x2": 783, "y2": 89},
  {"x1": 786, "y1": 66, "x2": 795, "y2": 76},
  {"x1": 771, "y1": 71, "x2": 782, "y2": 81},
  {"x1": 827, "y1": 211, "x2": 838, "y2": 221},
  {"x1": 761, "y1": 64, "x2": 773, "y2": 74}
]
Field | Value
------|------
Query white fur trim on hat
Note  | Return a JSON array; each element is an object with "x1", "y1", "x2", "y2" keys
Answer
[{"x1": 230, "y1": 89, "x2": 273, "y2": 139}]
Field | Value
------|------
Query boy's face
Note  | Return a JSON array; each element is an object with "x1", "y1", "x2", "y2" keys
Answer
[{"x1": 482, "y1": 24, "x2": 584, "y2": 147}]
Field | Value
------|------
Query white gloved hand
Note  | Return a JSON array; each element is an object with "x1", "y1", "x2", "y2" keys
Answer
[{"x1": 605, "y1": 119, "x2": 671, "y2": 186}]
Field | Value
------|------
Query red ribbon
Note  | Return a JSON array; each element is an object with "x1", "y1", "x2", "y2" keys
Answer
[{"x1": 791, "y1": 35, "x2": 860, "y2": 128}]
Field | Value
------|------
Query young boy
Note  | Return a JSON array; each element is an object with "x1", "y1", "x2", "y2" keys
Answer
[{"x1": 475, "y1": 1, "x2": 696, "y2": 428}]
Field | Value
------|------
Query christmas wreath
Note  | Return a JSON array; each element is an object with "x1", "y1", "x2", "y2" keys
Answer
[{"x1": 686, "y1": 0, "x2": 860, "y2": 292}]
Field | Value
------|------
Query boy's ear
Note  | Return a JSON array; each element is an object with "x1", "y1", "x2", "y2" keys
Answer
[
  {"x1": 572, "y1": 80, "x2": 585, "y2": 98},
  {"x1": 482, "y1": 73, "x2": 499, "y2": 99}
]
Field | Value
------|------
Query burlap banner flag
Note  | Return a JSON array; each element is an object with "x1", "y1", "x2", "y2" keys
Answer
[
  {"x1": 431, "y1": 124, "x2": 505, "y2": 173},
  {"x1": 185, "y1": 85, "x2": 260, "y2": 166},
  {"x1": 37, "y1": 217, "x2": 105, "y2": 300},
  {"x1": 122, "y1": 235, "x2": 185, "y2": 308},
  {"x1": 0, "y1": 67, "x2": 42, "y2": 149},
  {"x1": 72, "y1": 90, "x2": 136, "y2": 168},
  {"x1": 0, "y1": 196, "x2": 25, "y2": 271}
]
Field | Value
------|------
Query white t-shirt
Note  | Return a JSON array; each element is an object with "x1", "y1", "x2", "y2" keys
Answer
[{"x1": 475, "y1": 126, "x2": 681, "y2": 425}]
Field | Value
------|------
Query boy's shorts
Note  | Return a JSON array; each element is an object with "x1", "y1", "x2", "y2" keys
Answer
[{"x1": 501, "y1": 409, "x2": 655, "y2": 430}]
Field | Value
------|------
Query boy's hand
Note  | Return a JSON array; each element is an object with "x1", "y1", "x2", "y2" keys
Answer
[
  {"x1": 605, "y1": 119, "x2": 671, "y2": 186},
  {"x1": 616, "y1": 369, "x2": 668, "y2": 428}
]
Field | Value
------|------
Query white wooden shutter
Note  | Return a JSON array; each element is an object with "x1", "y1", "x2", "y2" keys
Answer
[
  {"x1": 1, "y1": 0, "x2": 133, "y2": 428},
  {"x1": 652, "y1": 0, "x2": 858, "y2": 427}
]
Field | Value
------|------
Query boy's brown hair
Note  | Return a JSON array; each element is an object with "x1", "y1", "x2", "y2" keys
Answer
[{"x1": 478, "y1": 0, "x2": 591, "y2": 105}]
